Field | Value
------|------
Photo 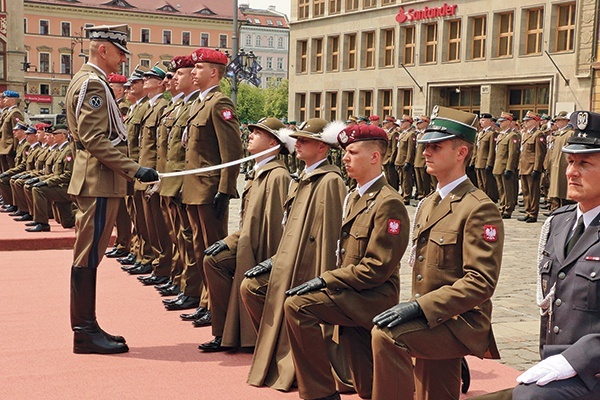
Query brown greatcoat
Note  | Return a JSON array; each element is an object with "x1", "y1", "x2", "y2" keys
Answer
[
  {"x1": 219, "y1": 159, "x2": 290, "y2": 347},
  {"x1": 518, "y1": 128, "x2": 546, "y2": 175},
  {"x1": 547, "y1": 127, "x2": 574, "y2": 199},
  {"x1": 245, "y1": 161, "x2": 346, "y2": 390}
]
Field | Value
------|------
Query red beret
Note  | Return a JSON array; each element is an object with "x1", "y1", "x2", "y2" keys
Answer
[
  {"x1": 369, "y1": 115, "x2": 380, "y2": 122},
  {"x1": 337, "y1": 124, "x2": 388, "y2": 149},
  {"x1": 190, "y1": 48, "x2": 228, "y2": 65},
  {"x1": 107, "y1": 73, "x2": 127, "y2": 84},
  {"x1": 170, "y1": 55, "x2": 195, "y2": 71}
]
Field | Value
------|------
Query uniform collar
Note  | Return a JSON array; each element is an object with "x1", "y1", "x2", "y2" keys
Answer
[
  {"x1": 357, "y1": 173, "x2": 384, "y2": 197},
  {"x1": 437, "y1": 175, "x2": 468, "y2": 200},
  {"x1": 576, "y1": 204, "x2": 600, "y2": 230},
  {"x1": 304, "y1": 157, "x2": 329, "y2": 174}
]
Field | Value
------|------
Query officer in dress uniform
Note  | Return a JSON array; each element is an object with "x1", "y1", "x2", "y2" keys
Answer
[
  {"x1": 394, "y1": 115, "x2": 416, "y2": 205},
  {"x1": 0, "y1": 122, "x2": 30, "y2": 214},
  {"x1": 493, "y1": 112, "x2": 521, "y2": 219},
  {"x1": 0, "y1": 91, "x2": 24, "y2": 173},
  {"x1": 475, "y1": 113, "x2": 499, "y2": 202},
  {"x1": 546, "y1": 111, "x2": 575, "y2": 213},
  {"x1": 413, "y1": 115, "x2": 432, "y2": 200},
  {"x1": 472, "y1": 111, "x2": 600, "y2": 400},
  {"x1": 371, "y1": 106, "x2": 504, "y2": 400},
  {"x1": 382, "y1": 115, "x2": 399, "y2": 190},
  {"x1": 519, "y1": 111, "x2": 547, "y2": 223},
  {"x1": 65, "y1": 24, "x2": 159, "y2": 354}
]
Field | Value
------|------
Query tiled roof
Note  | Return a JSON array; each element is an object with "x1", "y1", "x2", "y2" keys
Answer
[{"x1": 240, "y1": 8, "x2": 288, "y2": 28}]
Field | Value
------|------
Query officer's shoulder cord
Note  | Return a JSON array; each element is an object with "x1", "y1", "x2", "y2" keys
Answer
[{"x1": 536, "y1": 215, "x2": 556, "y2": 316}]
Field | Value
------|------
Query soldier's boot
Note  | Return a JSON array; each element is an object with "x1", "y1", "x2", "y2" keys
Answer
[{"x1": 70, "y1": 266, "x2": 128, "y2": 354}]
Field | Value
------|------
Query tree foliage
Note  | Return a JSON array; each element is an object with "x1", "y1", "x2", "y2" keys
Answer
[{"x1": 220, "y1": 78, "x2": 289, "y2": 123}]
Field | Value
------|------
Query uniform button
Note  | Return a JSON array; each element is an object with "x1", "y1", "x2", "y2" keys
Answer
[
  {"x1": 437, "y1": 317, "x2": 443, "y2": 323},
  {"x1": 555, "y1": 299, "x2": 562, "y2": 307},
  {"x1": 439, "y1": 237, "x2": 444, "y2": 243},
  {"x1": 553, "y1": 326, "x2": 559, "y2": 334},
  {"x1": 592, "y1": 272, "x2": 597, "y2": 278},
  {"x1": 309, "y1": 236, "x2": 315, "y2": 242},
  {"x1": 417, "y1": 274, "x2": 422, "y2": 281},
  {"x1": 417, "y1": 255, "x2": 424, "y2": 262},
  {"x1": 420, "y1": 237, "x2": 426, "y2": 243},
  {"x1": 414, "y1": 293, "x2": 420, "y2": 298},
  {"x1": 340, "y1": 249, "x2": 345, "y2": 254},
  {"x1": 558, "y1": 272, "x2": 566, "y2": 280},
  {"x1": 416, "y1": 224, "x2": 420, "y2": 228},
  {"x1": 342, "y1": 231, "x2": 348, "y2": 238}
]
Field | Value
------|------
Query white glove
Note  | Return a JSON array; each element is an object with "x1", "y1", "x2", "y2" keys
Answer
[{"x1": 516, "y1": 354, "x2": 577, "y2": 386}]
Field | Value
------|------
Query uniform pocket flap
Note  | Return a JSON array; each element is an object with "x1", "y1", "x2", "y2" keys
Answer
[
  {"x1": 575, "y1": 262, "x2": 600, "y2": 282},
  {"x1": 429, "y1": 230, "x2": 458, "y2": 246},
  {"x1": 350, "y1": 225, "x2": 370, "y2": 239}
]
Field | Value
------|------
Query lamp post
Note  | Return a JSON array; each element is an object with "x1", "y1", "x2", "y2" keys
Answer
[
  {"x1": 226, "y1": 49, "x2": 262, "y2": 104},
  {"x1": 24, "y1": 99, "x2": 31, "y2": 114},
  {"x1": 70, "y1": 27, "x2": 85, "y2": 78}
]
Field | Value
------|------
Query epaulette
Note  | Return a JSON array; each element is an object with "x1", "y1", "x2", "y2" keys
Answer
[{"x1": 550, "y1": 203, "x2": 577, "y2": 216}]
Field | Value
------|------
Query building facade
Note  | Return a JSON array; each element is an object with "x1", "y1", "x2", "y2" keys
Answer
[
  {"x1": 0, "y1": 1, "x2": 27, "y2": 94},
  {"x1": 288, "y1": 0, "x2": 600, "y2": 122},
  {"x1": 21, "y1": 0, "x2": 238, "y2": 115},
  {"x1": 239, "y1": 4, "x2": 289, "y2": 88}
]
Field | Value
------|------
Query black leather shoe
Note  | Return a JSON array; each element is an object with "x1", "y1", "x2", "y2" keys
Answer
[
  {"x1": 73, "y1": 329, "x2": 129, "y2": 354},
  {"x1": 461, "y1": 357, "x2": 470, "y2": 394},
  {"x1": 180, "y1": 306, "x2": 208, "y2": 321},
  {"x1": 106, "y1": 248, "x2": 129, "y2": 258},
  {"x1": 525, "y1": 217, "x2": 537, "y2": 223},
  {"x1": 162, "y1": 292, "x2": 184, "y2": 305},
  {"x1": 159, "y1": 284, "x2": 181, "y2": 297},
  {"x1": 154, "y1": 280, "x2": 173, "y2": 290},
  {"x1": 198, "y1": 336, "x2": 226, "y2": 352},
  {"x1": 518, "y1": 216, "x2": 529, "y2": 221},
  {"x1": 121, "y1": 262, "x2": 142, "y2": 272},
  {"x1": 1, "y1": 205, "x2": 17, "y2": 213},
  {"x1": 25, "y1": 223, "x2": 51, "y2": 232},
  {"x1": 127, "y1": 263, "x2": 152, "y2": 275},
  {"x1": 9, "y1": 210, "x2": 25, "y2": 217},
  {"x1": 192, "y1": 310, "x2": 212, "y2": 327},
  {"x1": 315, "y1": 392, "x2": 341, "y2": 400},
  {"x1": 24, "y1": 221, "x2": 37, "y2": 227},
  {"x1": 139, "y1": 275, "x2": 169, "y2": 286},
  {"x1": 501, "y1": 214, "x2": 511, "y2": 219},
  {"x1": 117, "y1": 253, "x2": 136, "y2": 265},
  {"x1": 164, "y1": 295, "x2": 199, "y2": 311},
  {"x1": 14, "y1": 213, "x2": 33, "y2": 221}
]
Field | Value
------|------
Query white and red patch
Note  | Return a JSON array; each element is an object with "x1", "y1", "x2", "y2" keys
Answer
[
  {"x1": 513, "y1": 139, "x2": 518, "y2": 143},
  {"x1": 483, "y1": 225, "x2": 498, "y2": 242},
  {"x1": 540, "y1": 137, "x2": 545, "y2": 142},
  {"x1": 66, "y1": 155, "x2": 72, "y2": 162},
  {"x1": 387, "y1": 219, "x2": 401, "y2": 235},
  {"x1": 221, "y1": 109, "x2": 233, "y2": 121}
]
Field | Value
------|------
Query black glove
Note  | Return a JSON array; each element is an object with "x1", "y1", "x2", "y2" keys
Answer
[
  {"x1": 485, "y1": 165, "x2": 493, "y2": 173},
  {"x1": 245, "y1": 258, "x2": 273, "y2": 278},
  {"x1": 286, "y1": 276, "x2": 326, "y2": 296},
  {"x1": 134, "y1": 166, "x2": 159, "y2": 183},
  {"x1": 213, "y1": 192, "x2": 231, "y2": 220},
  {"x1": 0, "y1": 173, "x2": 7, "y2": 179},
  {"x1": 25, "y1": 177, "x2": 40, "y2": 186},
  {"x1": 18, "y1": 174, "x2": 31, "y2": 180},
  {"x1": 531, "y1": 170, "x2": 541, "y2": 180},
  {"x1": 373, "y1": 301, "x2": 424, "y2": 329},
  {"x1": 204, "y1": 240, "x2": 229, "y2": 256},
  {"x1": 33, "y1": 181, "x2": 48, "y2": 188},
  {"x1": 403, "y1": 162, "x2": 412, "y2": 171},
  {"x1": 503, "y1": 170, "x2": 513, "y2": 179}
]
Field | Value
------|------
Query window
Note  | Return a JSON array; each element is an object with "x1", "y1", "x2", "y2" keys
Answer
[
  {"x1": 380, "y1": 89, "x2": 393, "y2": 117},
  {"x1": 277, "y1": 20, "x2": 283, "y2": 26},
  {"x1": 39, "y1": 20, "x2": 49, "y2": 35},
  {"x1": 61, "y1": 85, "x2": 69, "y2": 96},
  {"x1": 39, "y1": 52, "x2": 50, "y2": 73},
  {"x1": 40, "y1": 108, "x2": 50, "y2": 114},
  {"x1": 60, "y1": 54, "x2": 71, "y2": 75},
  {"x1": 328, "y1": 35, "x2": 339, "y2": 71},
  {"x1": 363, "y1": 0, "x2": 376, "y2": 9},
  {"x1": 402, "y1": 26, "x2": 415, "y2": 65},
  {"x1": 297, "y1": 93, "x2": 307, "y2": 121},
  {"x1": 346, "y1": 0, "x2": 359, "y2": 11},
  {"x1": 424, "y1": 23, "x2": 438, "y2": 63},
  {"x1": 314, "y1": 0, "x2": 325, "y2": 16},
  {"x1": 343, "y1": 91, "x2": 355, "y2": 119},
  {"x1": 525, "y1": 8, "x2": 543, "y2": 55},
  {"x1": 361, "y1": 90, "x2": 373, "y2": 117},
  {"x1": 84, "y1": 23, "x2": 93, "y2": 37},
  {"x1": 140, "y1": 59, "x2": 150, "y2": 68},
  {"x1": 327, "y1": 91, "x2": 338, "y2": 120},
  {"x1": 182, "y1": 32, "x2": 190, "y2": 46},
  {"x1": 471, "y1": 16, "x2": 486, "y2": 59},
  {"x1": 256, "y1": 36, "x2": 262, "y2": 46},
  {"x1": 266, "y1": 19, "x2": 273, "y2": 25},
  {"x1": 268, "y1": 36, "x2": 274, "y2": 48},
  {"x1": 362, "y1": 31, "x2": 375, "y2": 68},
  {"x1": 555, "y1": 3, "x2": 575, "y2": 52},
  {"x1": 507, "y1": 84, "x2": 549, "y2": 120},
  {"x1": 254, "y1": 18, "x2": 261, "y2": 24},
  {"x1": 449, "y1": 87, "x2": 481, "y2": 113},
  {"x1": 329, "y1": 0, "x2": 341, "y2": 14},
  {"x1": 447, "y1": 20, "x2": 461, "y2": 62},
  {"x1": 312, "y1": 92, "x2": 322, "y2": 118},
  {"x1": 141, "y1": 29, "x2": 150, "y2": 43},
  {"x1": 40, "y1": 84, "x2": 50, "y2": 95},
  {"x1": 299, "y1": 0, "x2": 310, "y2": 19},
  {"x1": 245, "y1": 35, "x2": 252, "y2": 47},
  {"x1": 220, "y1": 34, "x2": 227, "y2": 48},
  {"x1": 163, "y1": 30, "x2": 172, "y2": 44},
  {"x1": 201, "y1": 33, "x2": 210, "y2": 47},
  {"x1": 382, "y1": 0, "x2": 395, "y2": 4},
  {"x1": 0, "y1": 41, "x2": 5, "y2": 80},
  {"x1": 61, "y1": 22, "x2": 70, "y2": 37},
  {"x1": 312, "y1": 38, "x2": 323, "y2": 72},
  {"x1": 24, "y1": 18, "x2": 27, "y2": 34},
  {"x1": 266, "y1": 57, "x2": 273, "y2": 69},
  {"x1": 497, "y1": 12, "x2": 514, "y2": 57},
  {"x1": 277, "y1": 37, "x2": 284, "y2": 49},
  {"x1": 277, "y1": 57, "x2": 284, "y2": 69},
  {"x1": 398, "y1": 89, "x2": 412, "y2": 117},
  {"x1": 120, "y1": 57, "x2": 130, "y2": 77},
  {"x1": 298, "y1": 40, "x2": 308, "y2": 73},
  {"x1": 345, "y1": 33, "x2": 357, "y2": 70},
  {"x1": 382, "y1": 28, "x2": 394, "y2": 67}
]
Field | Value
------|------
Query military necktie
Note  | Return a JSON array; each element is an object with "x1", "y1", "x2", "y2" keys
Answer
[{"x1": 565, "y1": 216, "x2": 584, "y2": 255}]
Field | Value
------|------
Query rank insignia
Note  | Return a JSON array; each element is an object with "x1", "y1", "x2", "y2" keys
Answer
[
  {"x1": 221, "y1": 109, "x2": 233, "y2": 120},
  {"x1": 387, "y1": 219, "x2": 401, "y2": 235},
  {"x1": 89, "y1": 95, "x2": 103, "y2": 109},
  {"x1": 483, "y1": 225, "x2": 498, "y2": 242}
]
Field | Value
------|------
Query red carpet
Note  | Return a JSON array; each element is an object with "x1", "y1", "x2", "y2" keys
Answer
[{"x1": 0, "y1": 211, "x2": 519, "y2": 399}]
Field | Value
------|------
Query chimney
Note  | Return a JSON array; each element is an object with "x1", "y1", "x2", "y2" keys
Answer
[{"x1": 268, "y1": 5, "x2": 276, "y2": 11}]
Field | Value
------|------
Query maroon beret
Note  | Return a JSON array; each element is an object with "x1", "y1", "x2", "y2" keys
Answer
[
  {"x1": 170, "y1": 55, "x2": 195, "y2": 71},
  {"x1": 369, "y1": 115, "x2": 380, "y2": 122},
  {"x1": 190, "y1": 48, "x2": 228, "y2": 65},
  {"x1": 337, "y1": 124, "x2": 388, "y2": 149},
  {"x1": 107, "y1": 73, "x2": 127, "y2": 83}
]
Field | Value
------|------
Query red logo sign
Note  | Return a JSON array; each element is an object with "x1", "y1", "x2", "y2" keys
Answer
[
  {"x1": 387, "y1": 219, "x2": 401, "y2": 235},
  {"x1": 396, "y1": 3, "x2": 458, "y2": 24}
]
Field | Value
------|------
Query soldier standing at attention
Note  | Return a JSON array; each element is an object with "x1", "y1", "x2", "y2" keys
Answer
[
  {"x1": 65, "y1": 24, "x2": 159, "y2": 354},
  {"x1": 382, "y1": 115, "x2": 399, "y2": 190},
  {"x1": 371, "y1": 106, "x2": 504, "y2": 400},
  {"x1": 493, "y1": 112, "x2": 521, "y2": 219},
  {"x1": 413, "y1": 115, "x2": 431, "y2": 200},
  {"x1": 518, "y1": 111, "x2": 547, "y2": 223},
  {"x1": 0, "y1": 91, "x2": 24, "y2": 173},
  {"x1": 475, "y1": 113, "x2": 498, "y2": 202},
  {"x1": 394, "y1": 115, "x2": 416, "y2": 205},
  {"x1": 546, "y1": 111, "x2": 575, "y2": 212}
]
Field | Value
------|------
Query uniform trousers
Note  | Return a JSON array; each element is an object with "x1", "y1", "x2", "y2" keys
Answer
[
  {"x1": 203, "y1": 249, "x2": 236, "y2": 337},
  {"x1": 414, "y1": 167, "x2": 431, "y2": 200},
  {"x1": 239, "y1": 271, "x2": 270, "y2": 332},
  {"x1": 141, "y1": 192, "x2": 172, "y2": 277},
  {"x1": 113, "y1": 198, "x2": 132, "y2": 252},
  {"x1": 0, "y1": 153, "x2": 15, "y2": 173},
  {"x1": 125, "y1": 195, "x2": 141, "y2": 257},
  {"x1": 471, "y1": 378, "x2": 600, "y2": 400},
  {"x1": 72, "y1": 196, "x2": 119, "y2": 268},
  {"x1": 384, "y1": 163, "x2": 399, "y2": 191},
  {"x1": 132, "y1": 190, "x2": 154, "y2": 265},
  {"x1": 371, "y1": 318, "x2": 470, "y2": 400},
  {"x1": 185, "y1": 204, "x2": 227, "y2": 307},
  {"x1": 11, "y1": 178, "x2": 30, "y2": 213},
  {"x1": 0, "y1": 175, "x2": 14, "y2": 205},
  {"x1": 399, "y1": 166, "x2": 413, "y2": 202},
  {"x1": 285, "y1": 290, "x2": 374, "y2": 400},
  {"x1": 477, "y1": 168, "x2": 499, "y2": 202},
  {"x1": 520, "y1": 174, "x2": 541, "y2": 219},
  {"x1": 160, "y1": 195, "x2": 189, "y2": 288},
  {"x1": 495, "y1": 173, "x2": 517, "y2": 216},
  {"x1": 32, "y1": 185, "x2": 74, "y2": 227}
]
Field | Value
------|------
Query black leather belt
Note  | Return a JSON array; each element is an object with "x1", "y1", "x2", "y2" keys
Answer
[{"x1": 75, "y1": 142, "x2": 85, "y2": 150}]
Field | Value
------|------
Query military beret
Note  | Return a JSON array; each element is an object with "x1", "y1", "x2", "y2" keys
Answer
[
  {"x1": 144, "y1": 62, "x2": 168, "y2": 80},
  {"x1": 13, "y1": 122, "x2": 28, "y2": 131},
  {"x1": 337, "y1": 124, "x2": 388, "y2": 150},
  {"x1": 479, "y1": 113, "x2": 493, "y2": 119},
  {"x1": 49, "y1": 124, "x2": 69, "y2": 134},
  {"x1": 34, "y1": 123, "x2": 50, "y2": 131},
  {"x1": 107, "y1": 73, "x2": 127, "y2": 84},
  {"x1": 523, "y1": 111, "x2": 541, "y2": 121},
  {"x1": 418, "y1": 105, "x2": 478, "y2": 144},
  {"x1": 3, "y1": 90, "x2": 19, "y2": 98},
  {"x1": 369, "y1": 115, "x2": 380, "y2": 122},
  {"x1": 86, "y1": 24, "x2": 130, "y2": 55},
  {"x1": 170, "y1": 55, "x2": 195, "y2": 71},
  {"x1": 562, "y1": 111, "x2": 600, "y2": 154},
  {"x1": 190, "y1": 48, "x2": 228, "y2": 65}
]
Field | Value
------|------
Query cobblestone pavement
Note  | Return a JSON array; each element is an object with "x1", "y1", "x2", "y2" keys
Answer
[{"x1": 228, "y1": 176, "x2": 544, "y2": 372}]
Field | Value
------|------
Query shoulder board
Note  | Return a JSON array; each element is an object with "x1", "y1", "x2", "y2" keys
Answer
[{"x1": 551, "y1": 203, "x2": 577, "y2": 216}]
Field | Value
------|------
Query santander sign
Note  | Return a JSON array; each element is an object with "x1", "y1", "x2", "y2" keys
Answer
[{"x1": 396, "y1": 3, "x2": 458, "y2": 23}]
